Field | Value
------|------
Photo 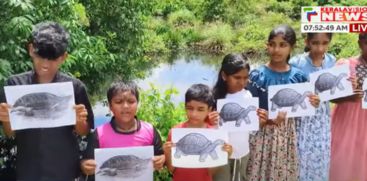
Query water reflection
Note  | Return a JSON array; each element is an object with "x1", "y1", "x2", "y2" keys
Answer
[{"x1": 93, "y1": 54, "x2": 222, "y2": 127}]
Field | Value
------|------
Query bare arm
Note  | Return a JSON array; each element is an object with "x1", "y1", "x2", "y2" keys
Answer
[
  {"x1": 209, "y1": 143, "x2": 233, "y2": 176},
  {"x1": 74, "y1": 104, "x2": 90, "y2": 136},
  {"x1": 163, "y1": 141, "x2": 175, "y2": 173},
  {"x1": 0, "y1": 103, "x2": 14, "y2": 137}
]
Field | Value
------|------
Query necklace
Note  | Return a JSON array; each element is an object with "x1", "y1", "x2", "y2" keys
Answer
[{"x1": 116, "y1": 119, "x2": 137, "y2": 132}]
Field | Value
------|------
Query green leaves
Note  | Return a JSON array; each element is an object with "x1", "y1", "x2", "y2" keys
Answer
[
  {"x1": 137, "y1": 85, "x2": 186, "y2": 141},
  {"x1": 6, "y1": 0, "x2": 34, "y2": 11}
]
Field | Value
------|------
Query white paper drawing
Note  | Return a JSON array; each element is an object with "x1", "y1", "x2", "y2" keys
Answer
[
  {"x1": 95, "y1": 146, "x2": 153, "y2": 181},
  {"x1": 4, "y1": 82, "x2": 75, "y2": 130},
  {"x1": 228, "y1": 131, "x2": 249, "y2": 159},
  {"x1": 217, "y1": 97, "x2": 259, "y2": 131},
  {"x1": 363, "y1": 78, "x2": 367, "y2": 109},
  {"x1": 310, "y1": 64, "x2": 353, "y2": 101},
  {"x1": 172, "y1": 128, "x2": 228, "y2": 168},
  {"x1": 268, "y1": 82, "x2": 316, "y2": 119}
]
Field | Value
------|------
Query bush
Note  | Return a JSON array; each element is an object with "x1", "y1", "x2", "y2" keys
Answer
[
  {"x1": 329, "y1": 33, "x2": 359, "y2": 59},
  {"x1": 137, "y1": 85, "x2": 186, "y2": 141},
  {"x1": 137, "y1": 86, "x2": 185, "y2": 181},
  {"x1": 233, "y1": 12, "x2": 298, "y2": 53},
  {"x1": 168, "y1": 9, "x2": 197, "y2": 28},
  {"x1": 143, "y1": 29, "x2": 169, "y2": 54},
  {"x1": 199, "y1": 21, "x2": 235, "y2": 53}
]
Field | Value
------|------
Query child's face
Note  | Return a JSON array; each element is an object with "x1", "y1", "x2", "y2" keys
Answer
[
  {"x1": 109, "y1": 90, "x2": 138, "y2": 125},
  {"x1": 222, "y1": 68, "x2": 249, "y2": 94},
  {"x1": 185, "y1": 100, "x2": 211, "y2": 126},
  {"x1": 29, "y1": 44, "x2": 65, "y2": 81},
  {"x1": 267, "y1": 35, "x2": 292, "y2": 64},
  {"x1": 306, "y1": 33, "x2": 330, "y2": 56}
]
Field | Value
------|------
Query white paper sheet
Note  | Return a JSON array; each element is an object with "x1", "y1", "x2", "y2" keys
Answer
[
  {"x1": 4, "y1": 82, "x2": 75, "y2": 130},
  {"x1": 171, "y1": 128, "x2": 228, "y2": 168},
  {"x1": 268, "y1": 82, "x2": 316, "y2": 119},
  {"x1": 310, "y1": 64, "x2": 354, "y2": 102},
  {"x1": 95, "y1": 146, "x2": 154, "y2": 181},
  {"x1": 217, "y1": 97, "x2": 259, "y2": 131}
]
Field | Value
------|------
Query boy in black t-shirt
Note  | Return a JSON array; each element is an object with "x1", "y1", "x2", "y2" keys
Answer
[{"x1": 0, "y1": 21, "x2": 94, "y2": 181}]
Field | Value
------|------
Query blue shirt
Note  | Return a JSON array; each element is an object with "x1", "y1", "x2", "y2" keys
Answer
[
  {"x1": 289, "y1": 52, "x2": 336, "y2": 78},
  {"x1": 247, "y1": 65, "x2": 308, "y2": 110}
]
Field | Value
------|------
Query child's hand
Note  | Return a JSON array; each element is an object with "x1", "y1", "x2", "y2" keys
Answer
[
  {"x1": 347, "y1": 76, "x2": 364, "y2": 101},
  {"x1": 81, "y1": 159, "x2": 96, "y2": 176},
  {"x1": 256, "y1": 108, "x2": 268, "y2": 128},
  {"x1": 352, "y1": 89, "x2": 364, "y2": 101},
  {"x1": 274, "y1": 111, "x2": 287, "y2": 126},
  {"x1": 348, "y1": 76, "x2": 358, "y2": 90},
  {"x1": 163, "y1": 141, "x2": 175, "y2": 155},
  {"x1": 152, "y1": 155, "x2": 165, "y2": 171},
  {"x1": 308, "y1": 94, "x2": 320, "y2": 108},
  {"x1": 207, "y1": 111, "x2": 219, "y2": 127},
  {"x1": 222, "y1": 143, "x2": 233, "y2": 158},
  {"x1": 74, "y1": 104, "x2": 88, "y2": 123},
  {"x1": 0, "y1": 103, "x2": 11, "y2": 122}
]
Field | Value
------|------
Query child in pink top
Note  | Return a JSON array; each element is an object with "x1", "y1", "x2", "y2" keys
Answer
[
  {"x1": 163, "y1": 84, "x2": 233, "y2": 181},
  {"x1": 329, "y1": 33, "x2": 367, "y2": 181},
  {"x1": 80, "y1": 80, "x2": 165, "y2": 180}
]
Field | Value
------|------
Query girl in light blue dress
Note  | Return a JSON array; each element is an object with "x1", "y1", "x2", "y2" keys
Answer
[{"x1": 289, "y1": 33, "x2": 335, "y2": 181}]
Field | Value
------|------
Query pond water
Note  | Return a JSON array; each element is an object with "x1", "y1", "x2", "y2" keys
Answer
[{"x1": 93, "y1": 54, "x2": 223, "y2": 127}]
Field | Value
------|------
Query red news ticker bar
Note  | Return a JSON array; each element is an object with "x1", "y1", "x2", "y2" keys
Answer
[{"x1": 349, "y1": 23, "x2": 367, "y2": 33}]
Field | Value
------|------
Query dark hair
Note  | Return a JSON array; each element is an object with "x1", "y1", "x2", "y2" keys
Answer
[
  {"x1": 304, "y1": 33, "x2": 333, "y2": 52},
  {"x1": 185, "y1": 84, "x2": 214, "y2": 108},
  {"x1": 213, "y1": 53, "x2": 250, "y2": 100},
  {"x1": 107, "y1": 80, "x2": 139, "y2": 104},
  {"x1": 268, "y1": 24, "x2": 296, "y2": 62},
  {"x1": 359, "y1": 33, "x2": 367, "y2": 40},
  {"x1": 30, "y1": 22, "x2": 70, "y2": 60}
]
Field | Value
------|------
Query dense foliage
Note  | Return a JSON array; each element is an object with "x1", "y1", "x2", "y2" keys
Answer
[{"x1": 145, "y1": 0, "x2": 363, "y2": 58}]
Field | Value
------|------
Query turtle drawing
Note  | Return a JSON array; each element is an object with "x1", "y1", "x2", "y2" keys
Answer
[
  {"x1": 97, "y1": 155, "x2": 150, "y2": 178},
  {"x1": 11, "y1": 92, "x2": 72, "y2": 119},
  {"x1": 219, "y1": 103, "x2": 256, "y2": 127},
  {"x1": 315, "y1": 72, "x2": 348, "y2": 95},
  {"x1": 174, "y1": 133, "x2": 225, "y2": 162},
  {"x1": 270, "y1": 88, "x2": 312, "y2": 112}
]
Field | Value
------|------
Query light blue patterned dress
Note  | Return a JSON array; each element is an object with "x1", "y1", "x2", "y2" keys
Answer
[{"x1": 289, "y1": 52, "x2": 336, "y2": 181}]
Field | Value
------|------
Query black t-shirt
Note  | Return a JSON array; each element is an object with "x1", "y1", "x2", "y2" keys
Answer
[{"x1": 0, "y1": 70, "x2": 94, "y2": 181}]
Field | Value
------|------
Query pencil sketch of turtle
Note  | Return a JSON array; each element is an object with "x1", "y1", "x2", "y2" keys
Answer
[
  {"x1": 11, "y1": 92, "x2": 72, "y2": 120},
  {"x1": 97, "y1": 155, "x2": 151, "y2": 178},
  {"x1": 219, "y1": 103, "x2": 256, "y2": 127},
  {"x1": 174, "y1": 133, "x2": 225, "y2": 162},
  {"x1": 315, "y1": 72, "x2": 348, "y2": 95},
  {"x1": 270, "y1": 88, "x2": 312, "y2": 112}
]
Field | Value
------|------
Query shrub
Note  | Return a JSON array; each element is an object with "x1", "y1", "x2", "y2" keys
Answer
[
  {"x1": 168, "y1": 9, "x2": 196, "y2": 28},
  {"x1": 200, "y1": 21, "x2": 235, "y2": 53}
]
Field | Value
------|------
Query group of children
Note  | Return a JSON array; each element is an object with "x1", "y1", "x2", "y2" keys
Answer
[{"x1": 0, "y1": 21, "x2": 366, "y2": 181}]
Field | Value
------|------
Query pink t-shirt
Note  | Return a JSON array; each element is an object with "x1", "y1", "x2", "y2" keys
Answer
[
  {"x1": 168, "y1": 121, "x2": 214, "y2": 181},
  {"x1": 97, "y1": 120, "x2": 154, "y2": 148}
]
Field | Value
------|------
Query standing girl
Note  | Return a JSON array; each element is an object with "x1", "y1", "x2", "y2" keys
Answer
[
  {"x1": 246, "y1": 25, "x2": 319, "y2": 180},
  {"x1": 329, "y1": 33, "x2": 367, "y2": 181},
  {"x1": 289, "y1": 33, "x2": 335, "y2": 181},
  {"x1": 211, "y1": 53, "x2": 268, "y2": 181}
]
